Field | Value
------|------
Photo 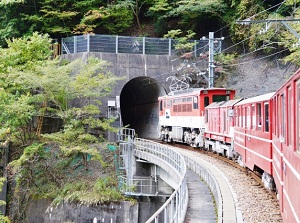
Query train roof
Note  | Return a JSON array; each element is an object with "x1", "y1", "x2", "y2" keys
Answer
[
  {"x1": 273, "y1": 68, "x2": 300, "y2": 95},
  {"x1": 235, "y1": 92, "x2": 275, "y2": 106},
  {"x1": 206, "y1": 98, "x2": 243, "y2": 108},
  {"x1": 159, "y1": 87, "x2": 234, "y2": 99}
]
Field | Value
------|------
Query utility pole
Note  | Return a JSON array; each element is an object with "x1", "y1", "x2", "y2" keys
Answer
[
  {"x1": 208, "y1": 32, "x2": 215, "y2": 88},
  {"x1": 202, "y1": 32, "x2": 224, "y2": 88}
]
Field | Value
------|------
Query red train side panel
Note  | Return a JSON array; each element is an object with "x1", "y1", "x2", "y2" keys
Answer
[
  {"x1": 272, "y1": 69, "x2": 300, "y2": 223},
  {"x1": 205, "y1": 99, "x2": 242, "y2": 157},
  {"x1": 233, "y1": 93, "x2": 274, "y2": 177}
]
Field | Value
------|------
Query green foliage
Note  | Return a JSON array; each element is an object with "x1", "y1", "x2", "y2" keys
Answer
[
  {"x1": 214, "y1": 53, "x2": 237, "y2": 75},
  {"x1": 8, "y1": 142, "x2": 123, "y2": 221},
  {"x1": 0, "y1": 31, "x2": 125, "y2": 221},
  {"x1": 0, "y1": 32, "x2": 123, "y2": 146},
  {"x1": 164, "y1": 29, "x2": 196, "y2": 55},
  {"x1": 0, "y1": 0, "x2": 24, "y2": 4},
  {"x1": 165, "y1": 0, "x2": 228, "y2": 31},
  {"x1": 0, "y1": 32, "x2": 52, "y2": 72},
  {"x1": 53, "y1": 176, "x2": 125, "y2": 206}
]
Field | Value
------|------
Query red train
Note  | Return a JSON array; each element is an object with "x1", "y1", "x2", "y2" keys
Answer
[
  {"x1": 158, "y1": 69, "x2": 300, "y2": 223},
  {"x1": 158, "y1": 88, "x2": 235, "y2": 147}
]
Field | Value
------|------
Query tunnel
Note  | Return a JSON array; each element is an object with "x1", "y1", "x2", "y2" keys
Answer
[{"x1": 120, "y1": 76, "x2": 166, "y2": 139}]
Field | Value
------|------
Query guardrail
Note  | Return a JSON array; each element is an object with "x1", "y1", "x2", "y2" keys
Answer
[
  {"x1": 118, "y1": 175, "x2": 158, "y2": 195},
  {"x1": 116, "y1": 128, "x2": 235, "y2": 222},
  {"x1": 134, "y1": 138, "x2": 188, "y2": 223}
]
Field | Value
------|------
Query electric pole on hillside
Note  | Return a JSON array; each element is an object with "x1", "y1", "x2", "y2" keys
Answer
[
  {"x1": 166, "y1": 32, "x2": 223, "y2": 93},
  {"x1": 202, "y1": 32, "x2": 224, "y2": 88}
]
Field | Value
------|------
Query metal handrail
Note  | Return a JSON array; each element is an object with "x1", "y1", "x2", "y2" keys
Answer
[
  {"x1": 134, "y1": 138, "x2": 188, "y2": 223},
  {"x1": 184, "y1": 157, "x2": 223, "y2": 223}
]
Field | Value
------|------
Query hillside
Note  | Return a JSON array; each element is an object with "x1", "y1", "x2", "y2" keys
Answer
[{"x1": 219, "y1": 55, "x2": 298, "y2": 98}]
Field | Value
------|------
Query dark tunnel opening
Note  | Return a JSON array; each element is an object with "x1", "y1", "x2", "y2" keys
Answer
[{"x1": 120, "y1": 77, "x2": 166, "y2": 139}]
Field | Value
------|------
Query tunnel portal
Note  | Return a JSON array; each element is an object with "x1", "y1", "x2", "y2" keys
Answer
[{"x1": 120, "y1": 77, "x2": 166, "y2": 139}]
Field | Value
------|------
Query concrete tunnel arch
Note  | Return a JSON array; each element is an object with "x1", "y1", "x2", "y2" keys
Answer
[{"x1": 120, "y1": 76, "x2": 166, "y2": 139}]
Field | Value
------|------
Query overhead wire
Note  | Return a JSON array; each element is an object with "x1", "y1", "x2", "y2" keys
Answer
[
  {"x1": 218, "y1": 0, "x2": 296, "y2": 67},
  {"x1": 225, "y1": 48, "x2": 289, "y2": 67},
  {"x1": 155, "y1": 1, "x2": 295, "y2": 80}
]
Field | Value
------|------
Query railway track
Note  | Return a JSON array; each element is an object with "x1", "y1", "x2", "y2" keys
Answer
[{"x1": 158, "y1": 140, "x2": 278, "y2": 198}]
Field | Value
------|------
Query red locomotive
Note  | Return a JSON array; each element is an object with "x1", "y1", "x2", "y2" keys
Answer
[
  {"x1": 158, "y1": 69, "x2": 300, "y2": 222},
  {"x1": 158, "y1": 88, "x2": 235, "y2": 147}
]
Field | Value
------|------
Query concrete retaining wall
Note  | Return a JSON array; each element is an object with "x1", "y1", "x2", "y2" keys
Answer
[{"x1": 26, "y1": 200, "x2": 138, "y2": 223}]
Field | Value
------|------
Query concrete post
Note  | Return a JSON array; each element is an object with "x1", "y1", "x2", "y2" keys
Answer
[
  {"x1": 74, "y1": 36, "x2": 77, "y2": 53},
  {"x1": 208, "y1": 32, "x2": 214, "y2": 88}
]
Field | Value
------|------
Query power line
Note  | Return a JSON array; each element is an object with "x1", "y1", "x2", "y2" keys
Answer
[{"x1": 225, "y1": 48, "x2": 289, "y2": 67}]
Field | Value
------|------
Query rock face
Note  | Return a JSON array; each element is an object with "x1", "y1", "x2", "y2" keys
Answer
[
  {"x1": 26, "y1": 200, "x2": 138, "y2": 223},
  {"x1": 223, "y1": 55, "x2": 298, "y2": 98}
]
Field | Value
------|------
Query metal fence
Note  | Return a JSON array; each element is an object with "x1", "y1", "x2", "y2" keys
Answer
[
  {"x1": 61, "y1": 34, "x2": 211, "y2": 56},
  {"x1": 134, "y1": 138, "x2": 188, "y2": 223}
]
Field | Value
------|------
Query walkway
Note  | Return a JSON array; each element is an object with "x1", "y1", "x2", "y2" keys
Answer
[
  {"x1": 185, "y1": 169, "x2": 216, "y2": 223},
  {"x1": 172, "y1": 147, "x2": 241, "y2": 223}
]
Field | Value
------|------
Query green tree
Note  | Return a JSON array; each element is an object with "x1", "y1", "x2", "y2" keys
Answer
[
  {"x1": 164, "y1": 29, "x2": 196, "y2": 55},
  {"x1": 116, "y1": 0, "x2": 152, "y2": 34},
  {"x1": 1, "y1": 32, "x2": 124, "y2": 221},
  {"x1": 147, "y1": 0, "x2": 173, "y2": 35},
  {"x1": 165, "y1": 0, "x2": 228, "y2": 32},
  {"x1": 0, "y1": 32, "x2": 53, "y2": 145},
  {"x1": 75, "y1": 3, "x2": 134, "y2": 34}
]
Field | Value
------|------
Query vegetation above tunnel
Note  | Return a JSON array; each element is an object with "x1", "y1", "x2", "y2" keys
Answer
[{"x1": 0, "y1": 33, "x2": 128, "y2": 222}]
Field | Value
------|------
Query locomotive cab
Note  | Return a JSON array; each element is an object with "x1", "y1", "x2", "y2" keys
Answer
[{"x1": 158, "y1": 88, "x2": 235, "y2": 147}]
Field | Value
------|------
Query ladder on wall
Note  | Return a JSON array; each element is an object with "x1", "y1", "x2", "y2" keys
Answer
[{"x1": 36, "y1": 101, "x2": 47, "y2": 137}]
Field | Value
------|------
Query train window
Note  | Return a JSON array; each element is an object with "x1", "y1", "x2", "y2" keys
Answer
[
  {"x1": 272, "y1": 97, "x2": 277, "y2": 135},
  {"x1": 187, "y1": 97, "x2": 192, "y2": 102},
  {"x1": 251, "y1": 105, "x2": 255, "y2": 129},
  {"x1": 257, "y1": 103, "x2": 262, "y2": 131},
  {"x1": 204, "y1": 96, "x2": 209, "y2": 107},
  {"x1": 193, "y1": 96, "x2": 199, "y2": 109},
  {"x1": 264, "y1": 103, "x2": 269, "y2": 132},
  {"x1": 236, "y1": 108, "x2": 239, "y2": 127},
  {"x1": 182, "y1": 98, "x2": 187, "y2": 102},
  {"x1": 223, "y1": 111, "x2": 226, "y2": 132},
  {"x1": 243, "y1": 107, "x2": 246, "y2": 128},
  {"x1": 246, "y1": 107, "x2": 251, "y2": 129},
  {"x1": 240, "y1": 107, "x2": 243, "y2": 127},
  {"x1": 160, "y1": 100, "x2": 163, "y2": 111},
  {"x1": 173, "y1": 98, "x2": 181, "y2": 103},
  {"x1": 212, "y1": 95, "x2": 229, "y2": 102},
  {"x1": 281, "y1": 94, "x2": 286, "y2": 142},
  {"x1": 287, "y1": 87, "x2": 292, "y2": 146}
]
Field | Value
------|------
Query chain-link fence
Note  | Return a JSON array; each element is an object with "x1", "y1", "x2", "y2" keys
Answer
[{"x1": 61, "y1": 34, "x2": 212, "y2": 56}]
